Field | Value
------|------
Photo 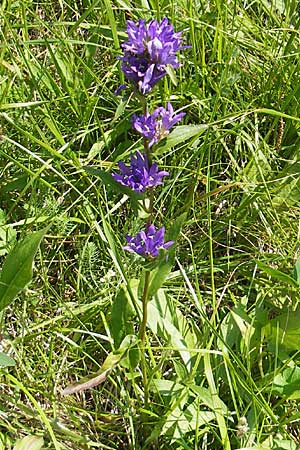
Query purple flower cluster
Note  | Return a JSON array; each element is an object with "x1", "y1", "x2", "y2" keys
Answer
[
  {"x1": 132, "y1": 102, "x2": 185, "y2": 147},
  {"x1": 111, "y1": 18, "x2": 187, "y2": 259},
  {"x1": 124, "y1": 224, "x2": 174, "y2": 258},
  {"x1": 120, "y1": 18, "x2": 184, "y2": 94},
  {"x1": 112, "y1": 151, "x2": 168, "y2": 193}
]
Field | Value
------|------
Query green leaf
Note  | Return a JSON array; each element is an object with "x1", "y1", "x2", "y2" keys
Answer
[
  {"x1": 148, "y1": 259, "x2": 173, "y2": 299},
  {"x1": 272, "y1": 364, "x2": 300, "y2": 399},
  {"x1": 263, "y1": 308, "x2": 300, "y2": 352},
  {"x1": 189, "y1": 385, "x2": 228, "y2": 414},
  {"x1": 160, "y1": 125, "x2": 208, "y2": 151},
  {"x1": 111, "y1": 286, "x2": 134, "y2": 348},
  {"x1": 235, "y1": 447, "x2": 270, "y2": 450},
  {"x1": 0, "y1": 228, "x2": 47, "y2": 313},
  {"x1": 293, "y1": 256, "x2": 300, "y2": 285},
  {"x1": 165, "y1": 65, "x2": 178, "y2": 86},
  {"x1": 256, "y1": 261, "x2": 299, "y2": 288},
  {"x1": 271, "y1": 161, "x2": 300, "y2": 208},
  {"x1": 161, "y1": 399, "x2": 215, "y2": 438},
  {"x1": 151, "y1": 380, "x2": 185, "y2": 397},
  {"x1": 273, "y1": 438, "x2": 297, "y2": 450},
  {"x1": 13, "y1": 435, "x2": 44, "y2": 450},
  {"x1": 147, "y1": 291, "x2": 193, "y2": 370},
  {"x1": 62, "y1": 335, "x2": 137, "y2": 395},
  {"x1": 148, "y1": 213, "x2": 187, "y2": 297},
  {"x1": 84, "y1": 166, "x2": 143, "y2": 202},
  {"x1": 0, "y1": 352, "x2": 16, "y2": 368}
]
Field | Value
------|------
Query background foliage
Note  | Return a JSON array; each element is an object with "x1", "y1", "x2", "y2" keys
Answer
[{"x1": 0, "y1": 0, "x2": 300, "y2": 448}]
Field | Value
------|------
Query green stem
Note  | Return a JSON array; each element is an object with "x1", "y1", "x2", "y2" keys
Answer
[
  {"x1": 139, "y1": 270, "x2": 151, "y2": 346},
  {"x1": 139, "y1": 270, "x2": 151, "y2": 406},
  {"x1": 137, "y1": 94, "x2": 153, "y2": 407}
]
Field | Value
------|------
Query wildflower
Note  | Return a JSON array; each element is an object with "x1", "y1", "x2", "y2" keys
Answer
[
  {"x1": 237, "y1": 417, "x2": 249, "y2": 439},
  {"x1": 132, "y1": 102, "x2": 185, "y2": 146},
  {"x1": 121, "y1": 54, "x2": 165, "y2": 94},
  {"x1": 124, "y1": 224, "x2": 174, "y2": 258},
  {"x1": 119, "y1": 18, "x2": 184, "y2": 93},
  {"x1": 112, "y1": 151, "x2": 168, "y2": 193}
]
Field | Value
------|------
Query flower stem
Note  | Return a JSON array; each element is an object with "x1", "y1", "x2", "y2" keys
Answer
[
  {"x1": 139, "y1": 269, "x2": 151, "y2": 406},
  {"x1": 138, "y1": 95, "x2": 152, "y2": 407}
]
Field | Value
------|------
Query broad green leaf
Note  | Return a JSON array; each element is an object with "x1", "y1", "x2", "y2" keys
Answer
[
  {"x1": 111, "y1": 286, "x2": 134, "y2": 348},
  {"x1": 13, "y1": 435, "x2": 44, "y2": 450},
  {"x1": 151, "y1": 380, "x2": 185, "y2": 397},
  {"x1": 189, "y1": 385, "x2": 228, "y2": 414},
  {"x1": 271, "y1": 162, "x2": 300, "y2": 208},
  {"x1": 273, "y1": 438, "x2": 297, "y2": 450},
  {"x1": 161, "y1": 399, "x2": 215, "y2": 438},
  {"x1": 220, "y1": 310, "x2": 241, "y2": 351},
  {"x1": 256, "y1": 261, "x2": 299, "y2": 288},
  {"x1": 148, "y1": 213, "x2": 187, "y2": 298},
  {"x1": 152, "y1": 380, "x2": 228, "y2": 416},
  {"x1": 236, "y1": 447, "x2": 270, "y2": 450},
  {"x1": 161, "y1": 124, "x2": 208, "y2": 151},
  {"x1": 88, "y1": 130, "x2": 113, "y2": 158},
  {"x1": 147, "y1": 291, "x2": 193, "y2": 370},
  {"x1": 0, "y1": 352, "x2": 16, "y2": 368},
  {"x1": 0, "y1": 228, "x2": 47, "y2": 313},
  {"x1": 241, "y1": 137, "x2": 271, "y2": 184},
  {"x1": 263, "y1": 308, "x2": 300, "y2": 352},
  {"x1": 272, "y1": 365, "x2": 300, "y2": 399},
  {"x1": 148, "y1": 260, "x2": 173, "y2": 299},
  {"x1": 259, "y1": 435, "x2": 298, "y2": 450}
]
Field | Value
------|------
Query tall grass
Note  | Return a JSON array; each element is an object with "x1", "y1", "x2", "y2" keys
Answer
[{"x1": 0, "y1": 1, "x2": 300, "y2": 449}]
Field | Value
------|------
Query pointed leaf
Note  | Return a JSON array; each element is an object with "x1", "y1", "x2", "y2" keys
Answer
[
  {"x1": 62, "y1": 335, "x2": 137, "y2": 395},
  {"x1": 0, "y1": 352, "x2": 16, "y2": 368},
  {"x1": 165, "y1": 65, "x2": 178, "y2": 86},
  {"x1": 256, "y1": 261, "x2": 299, "y2": 288},
  {"x1": 0, "y1": 228, "x2": 47, "y2": 313},
  {"x1": 272, "y1": 365, "x2": 300, "y2": 399},
  {"x1": 84, "y1": 166, "x2": 143, "y2": 202},
  {"x1": 147, "y1": 294, "x2": 192, "y2": 370},
  {"x1": 148, "y1": 213, "x2": 186, "y2": 297},
  {"x1": 161, "y1": 125, "x2": 208, "y2": 151},
  {"x1": 293, "y1": 256, "x2": 300, "y2": 285},
  {"x1": 13, "y1": 435, "x2": 44, "y2": 450},
  {"x1": 263, "y1": 308, "x2": 300, "y2": 352},
  {"x1": 111, "y1": 286, "x2": 134, "y2": 348}
]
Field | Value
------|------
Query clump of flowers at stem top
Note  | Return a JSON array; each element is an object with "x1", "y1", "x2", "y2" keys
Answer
[
  {"x1": 124, "y1": 224, "x2": 174, "y2": 258},
  {"x1": 112, "y1": 151, "x2": 168, "y2": 193},
  {"x1": 119, "y1": 18, "x2": 185, "y2": 94},
  {"x1": 132, "y1": 102, "x2": 185, "y2": 147}
]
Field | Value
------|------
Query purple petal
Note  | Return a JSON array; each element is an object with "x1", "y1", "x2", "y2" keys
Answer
[{"x1": 114, "y1": 84, "x2": 127, "y2": 96}]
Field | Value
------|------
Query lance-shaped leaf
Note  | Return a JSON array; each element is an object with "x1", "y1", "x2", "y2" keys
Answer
[
  {"x1": 293, "y1": 256, "x2": 300, "y2": 285},
  {"x1": 62, "y1": 335, "x2": 137, "y2": 395},
  {"x1": 148, "y1": 213, "x2": 187, "y2": 298},
  {"x1": 0, "y1": 228, "x2": 47, "y2": 313},
  {"x1": 13, "y1": 435, "x2": 44, "y2": 450},
  {"x1": 256, "y1": 261, "x2": 299, "y2": 288},
  {"x1": 0, "y1": 352, "x2": 16, "y2": 368},
  {"x1": 84, "y1": 166, "x2": 144, "y2": 202}
]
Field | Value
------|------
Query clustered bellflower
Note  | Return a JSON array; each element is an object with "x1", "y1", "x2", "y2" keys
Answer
[
  {"x1": 113, "y1": 18, "x2": 186, "y2": 260},
  {"x1": 120, "y1": 18, "x2": 184, "y2": 93},
  {"x1": 132, "y1": 102, "x2": 185, "y2": 147},
  {"x1": 124, "y1": 224, "x2": 174, "y2": 258},
  {"x1": 112, "y1": 151, "x2": 168, "y2": 193}
]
